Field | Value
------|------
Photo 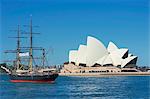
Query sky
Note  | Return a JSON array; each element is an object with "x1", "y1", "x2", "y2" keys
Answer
[{"x1": 0, "y1": 0, "x2": 149, "y2": 66}]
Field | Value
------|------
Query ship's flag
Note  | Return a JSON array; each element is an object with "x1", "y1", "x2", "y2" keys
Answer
[{"x1": 19, "y1": 52, "x2": 29, "y2": 57}]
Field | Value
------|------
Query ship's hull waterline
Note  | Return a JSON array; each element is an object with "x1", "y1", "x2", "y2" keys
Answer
[{"x1": 9, "y1": 74, "x2": 58, "y2": 83}]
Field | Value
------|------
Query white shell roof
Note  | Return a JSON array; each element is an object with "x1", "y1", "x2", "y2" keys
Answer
[
  {"x1": 110, "y1": 54, "x2": 122, "y2": 66},
  {"x1": 103, "y1": 54, "x2": 113, "y2": 65},
  {"x1": 68, "y1": 36, "x2": 137, "y2": 68},
  {"x1": 128, "y1": 53, "x2": 133, "y2": 57},
  {"x1": 109, "y1": 49, "x2": 128, "y2": 66},
  {"x1": 118, "y1": 49, "x2": 129, "y2": 58},
  {"x1": 69, "y1": 50, "x2": 78, "y2": 63},
  {"x1": 86, "y1": 36, "x2": 108, "y2": 66},
  {"x1": 96, "y1": 54, "x2": 113, "y2": 65},
  {"x1": 76, "y1": 45, "x2": 87, "y2": 65},
  {"x1": 110, "y1": 48, "x2": 128, "y2": 58},
  {"x1": 121, "y1": 56, "x2": 137, "y2": 67},
  {"x1": 96, "y1": 55, "x2": 107, "y2": 65},
  {"x1": 107, "y1": 41, "x2": 118, "y2": 53}
]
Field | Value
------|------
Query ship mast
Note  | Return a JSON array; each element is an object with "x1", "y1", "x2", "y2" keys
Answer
[
  {"x1": 42, "y1": 48, "x2": 45, "y2": 67},
  {"x1": 4, "y1": 25, "x2": 26, "y2": 70},
  {"x1": 16, "y1": 25, "x2": 21, "y2": 70},
  {"x1": 29, "y1": 16, "x2": 33, "y2": 71}
]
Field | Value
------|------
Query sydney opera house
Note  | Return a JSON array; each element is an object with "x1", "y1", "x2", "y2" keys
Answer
[{"x1": 60, "y1": 36, "x2": 140, "y2": 75}]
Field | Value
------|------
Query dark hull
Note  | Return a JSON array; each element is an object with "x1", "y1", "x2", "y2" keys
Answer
[{"x1": 9, "y1": 73, "x2": 58, "y2": 83}]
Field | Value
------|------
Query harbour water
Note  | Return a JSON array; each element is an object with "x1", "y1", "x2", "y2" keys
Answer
[{"x1": 0, "y1": 74, "x2": 149, "y2": 99}]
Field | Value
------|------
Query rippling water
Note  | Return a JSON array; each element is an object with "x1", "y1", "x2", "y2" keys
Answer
[{"x1": 0, "y1": 74, "x2": 149, "y2": 99}]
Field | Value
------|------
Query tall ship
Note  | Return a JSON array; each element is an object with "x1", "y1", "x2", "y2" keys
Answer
[{"x1": 2, "y1": 17, "x2": 58, "y2": 83}]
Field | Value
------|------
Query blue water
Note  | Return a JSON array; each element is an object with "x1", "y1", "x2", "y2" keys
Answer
[{"x1": 0, "y1": 74, "x2": 149, "y2": 99}]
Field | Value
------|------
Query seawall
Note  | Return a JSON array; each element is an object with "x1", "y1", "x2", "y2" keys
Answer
[{"x1": 59, "y1": 72, "x2": 150, "y2": 77}]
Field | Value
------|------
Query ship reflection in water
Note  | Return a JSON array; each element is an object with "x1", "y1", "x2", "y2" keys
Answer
[{"x1": 0, "y1": 75, "x2": 149, "y2": 99}]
